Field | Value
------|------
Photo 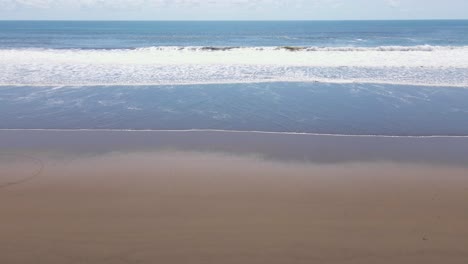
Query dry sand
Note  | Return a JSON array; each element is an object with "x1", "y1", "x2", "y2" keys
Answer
[{"x1": 1, "y1": 147, "x2": 468, "y2": 264}]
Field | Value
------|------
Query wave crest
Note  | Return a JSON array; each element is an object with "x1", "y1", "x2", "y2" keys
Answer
[{"x1": 133, "y1": 45, "x2": 463, "y2": 52}]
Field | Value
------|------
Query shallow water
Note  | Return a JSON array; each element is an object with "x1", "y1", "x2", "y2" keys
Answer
[{"x1": 1, "y1": 83, "x2": 468, "y2": 136}]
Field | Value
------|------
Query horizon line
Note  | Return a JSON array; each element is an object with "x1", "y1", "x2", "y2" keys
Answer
[{"x1": 1, "y1": 19, "x2": 467, "y2": 22}]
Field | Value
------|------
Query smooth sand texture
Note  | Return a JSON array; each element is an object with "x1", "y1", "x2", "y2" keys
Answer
[{"x1": 1, "y1": 149, "x2": 468, "y2": 264}]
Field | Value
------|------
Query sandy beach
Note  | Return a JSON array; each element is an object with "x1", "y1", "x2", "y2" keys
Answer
[{"x1": 1, "y1": 131, "x2": 468, "y2": 264}]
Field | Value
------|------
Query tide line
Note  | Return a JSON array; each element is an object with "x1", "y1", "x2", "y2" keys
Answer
[{"x1": 1, "y1": 128, "x2": 468, "y2": 139}]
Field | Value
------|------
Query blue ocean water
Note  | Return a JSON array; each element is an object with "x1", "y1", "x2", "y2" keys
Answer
[
  {"x1": 1, "y1": 20, "x2": 468, "y2": 48},
  {"x1": 0, "y1": 21, "x2": 467, "y2": 135}
]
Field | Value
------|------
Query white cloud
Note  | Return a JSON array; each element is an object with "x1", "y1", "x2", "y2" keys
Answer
[{"x1": 386, "y1": 0, "x2": 401, "y2": 8}]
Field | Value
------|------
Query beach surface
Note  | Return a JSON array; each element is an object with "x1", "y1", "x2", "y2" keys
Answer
[{"x1": 1, "y1": 130, "x2": 468, "y2": 264}]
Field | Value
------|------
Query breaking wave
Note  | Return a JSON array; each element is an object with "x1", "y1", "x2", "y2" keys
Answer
[
  {"x1": 133, "y1": 45, "x2": 465, "y2": 52},
  {"x1": 0, "y1": 46, "x2": 467, "y2": 87}
]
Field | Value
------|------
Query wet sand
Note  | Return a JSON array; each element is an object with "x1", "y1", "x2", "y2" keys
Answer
[{"x1": 1, "y1": 130, "x2": 468, "y2": 264}]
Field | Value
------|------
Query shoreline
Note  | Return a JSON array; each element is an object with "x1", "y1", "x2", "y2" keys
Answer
[
  {"x1": 1, "y1": 128, "x2": 468, "y2": 138},
  {"x1": 2, "y1": 129, "x2": 468, "y2": 167}
]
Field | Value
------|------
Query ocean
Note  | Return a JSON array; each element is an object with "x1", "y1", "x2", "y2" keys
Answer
[{"x1": 0, "y1": 20, "x2": 467, "y2": 135}]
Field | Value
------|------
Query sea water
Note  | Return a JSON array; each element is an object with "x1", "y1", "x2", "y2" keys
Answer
[{"x1": 0, "y1": 21, "x2": 467, "y2": 135}]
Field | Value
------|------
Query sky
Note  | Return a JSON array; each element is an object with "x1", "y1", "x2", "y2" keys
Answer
[{"x1": 0, "y1": 0, "x2": 467, "y2": 20}]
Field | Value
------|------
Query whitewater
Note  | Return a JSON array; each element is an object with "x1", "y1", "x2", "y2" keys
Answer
[{"x1": 1, "y1": 46, "x2": 467, "y2": 87}]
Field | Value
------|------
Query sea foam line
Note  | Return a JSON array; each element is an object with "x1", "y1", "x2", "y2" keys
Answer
[{"x1": 1, "y1": 128, "x2": 468, "y2": 139}]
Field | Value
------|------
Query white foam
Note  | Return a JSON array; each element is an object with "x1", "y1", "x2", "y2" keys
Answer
[
  {"x1": 1, "y1": 128, "x2": 468, "y2": 138},
  {"x1": 0, "y1": 46, "x2": 467, "y2": 87}
]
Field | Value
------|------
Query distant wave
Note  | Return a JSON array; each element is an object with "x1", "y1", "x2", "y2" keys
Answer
[
  {"x1": 34, "y1": 45, "x2": 464, "y2": 52},
  {"x1": 1, "y1": 46, "x2": 467, "y2": 87},
  {"x1": 133, "y1": 45, "x2": 465, "y2": 52}
]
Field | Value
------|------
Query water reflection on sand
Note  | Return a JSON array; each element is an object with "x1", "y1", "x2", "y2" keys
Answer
[{"x1": 1, "y1": 130, "x2": 468, "y2": 264}]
